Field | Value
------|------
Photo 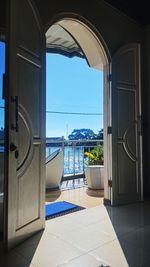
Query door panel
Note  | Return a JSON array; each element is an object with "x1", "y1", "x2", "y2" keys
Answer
[
  {"x1": 18, "y1": 57, "x2": 40, "y2": 137},
  {"x1": 17, "y1": 146, "x2": 41, "y2": 229},
  {"x1": 5, "y1": 0, "x2": 45, "y2": 248},
  {"x1": 18, "y1": 0, "x2": 41, "y2": 56},
  {"x1": 111, "y1": 44, "x2": 142, "y2": 205},
  {"x1": 116, "y1": 51, "x2": 136, "y2": 84},
  {"x1": 117, "y1": 145, "x2": 137, "y2": 194}
]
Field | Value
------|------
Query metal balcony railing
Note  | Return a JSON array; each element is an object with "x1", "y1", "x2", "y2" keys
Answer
[{"x1": 46, "y1": 139, "x2": 104, "y2": 180}]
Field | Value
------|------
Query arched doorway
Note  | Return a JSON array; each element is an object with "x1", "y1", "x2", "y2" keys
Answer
[
  {"x1": 5, "y1": 0, "x2": 142, "y2": 249},
  {"x1": 45, "y1": 17, "x2": 143, "y2": 207},
  {"x1": 45, "y1": 17, "x2": 111, "y2": 203}
]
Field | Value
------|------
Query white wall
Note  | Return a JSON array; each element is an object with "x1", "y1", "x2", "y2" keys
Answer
[
  {"x1": 35, "y1": 0, "x2": 143, "y2": 54},
  {"x1": 0, "y1": 0, "x2": 147, "y2": 196}
]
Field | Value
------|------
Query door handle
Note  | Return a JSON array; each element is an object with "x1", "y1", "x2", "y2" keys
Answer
[
  {"x1": 11, "y1": 96, "x2": 19, "y2": 132},
  {"x1": 10, "y1": 142, "x2": 17, "y2": 152}
]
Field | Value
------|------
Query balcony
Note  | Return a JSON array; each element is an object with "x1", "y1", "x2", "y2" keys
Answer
[
  {"x1": 46, "y1": 138, "x2": 104, "y2": 194},
  {"x1": 46, "y1": 138, "x2": 103, "y2": 175}
]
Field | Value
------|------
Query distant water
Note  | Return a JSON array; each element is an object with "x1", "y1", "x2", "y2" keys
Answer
[
  {"x1": 46, "y1": 146, "x2": 86, "y2": 175},
  {"x1": 0, "y1": 146, "x2": 86, "y2": 175}
]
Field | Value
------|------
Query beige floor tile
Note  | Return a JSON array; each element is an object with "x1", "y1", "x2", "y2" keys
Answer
[
  {"x1": 15, "y1": 234, "x2": 84, "y2": 267},
  {"x1": 95, "y1": 218, "x2": 118, "y2": 237},
  {"x1": 83, "y1": 220, "x2": 117, "y2": 240},
  {"x1": 57, "y1": 253, "x2": 111, "y2": 267},
  {"x1": 89, "y1": 240, "x2": 129, "y2": 267},
  {"x1": 66, "y1": 205, "x2": 109, "y2": 226},
  {"x1": 45, "y1": 215, "x2": 84, "y2": 237},
  {"x1": 46, "y1": 187, "x2": 103, "y2": 209},
  {"x1": 59, "y1": 221, "x2": 116, "y2": 252}
]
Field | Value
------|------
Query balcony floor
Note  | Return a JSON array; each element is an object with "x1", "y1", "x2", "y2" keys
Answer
[{"x1": 46, "y1": 180, "x2": 104, "y2": 208}]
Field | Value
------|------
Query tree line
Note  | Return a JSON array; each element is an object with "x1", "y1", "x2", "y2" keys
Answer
[{"x1": 68, "y1": 128, "x2": 103, "y2": 140}]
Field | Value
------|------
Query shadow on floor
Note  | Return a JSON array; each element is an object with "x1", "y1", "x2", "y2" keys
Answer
[
  {"x1": 46, "y1": 188, "x2": 61, "y2": 202},
  {"x1": 0, "y1": 230, "x2": 44, "y2": 267},
  {"x1": 106, "y1": 201, "x2": 150, "y2": 267},
  {"x1": 86, "y1": 188, "x2": 104, "y2": 197}
]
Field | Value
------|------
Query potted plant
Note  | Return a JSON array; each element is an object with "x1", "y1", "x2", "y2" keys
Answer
[{"x1": 84, "y1": 145, "x2": 104, "y2": 190}]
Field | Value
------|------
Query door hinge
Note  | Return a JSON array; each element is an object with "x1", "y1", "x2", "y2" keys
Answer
[
  {"x1": 108, "y1": 179, "x2": 112, "y2": 188},
  {"x1": 107, "y1": 126, "x2": 112, "y2": 134},
  {"x1": 108, "y1": 73, "x2": 112, "y2": 82}
]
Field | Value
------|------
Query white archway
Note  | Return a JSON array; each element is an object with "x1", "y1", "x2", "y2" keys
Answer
[{"x1": 46, "y1": 18, "x2": 111, "y2": 201}]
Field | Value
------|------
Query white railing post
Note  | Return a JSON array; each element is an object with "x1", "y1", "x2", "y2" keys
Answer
[
  {"x1": 62, "y1": 139, "x2": 65, "y2": 177},
  {"x1": 78, "y1": 147, "x2": 80, "y2": 171},
  {"x1": 82, "y1": 146, "x2": 85, "y2": 174},
  {"x1": 46, "y1": 138, "x2": 104, "y2": 179},
  {"x1": 73, "y1": 141, "x2": 76, "y2": 177},
  {"x1": 68, "y1": 150, "x2": 70, "y2": 171}
]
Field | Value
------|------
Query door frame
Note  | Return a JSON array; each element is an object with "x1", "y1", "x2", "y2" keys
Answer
[
  {"x1": 45, "y1": 13, "x2": 112, "y2": 203},
  {"x1": 0, "y1": 32, "x2": 6, "y2": 248},
  {"x1": 45, "y1": 14, "x2": 143, "y2": 205},
  {"x1": 2, "y1": 8, "x2": 144, "y2": 249}
]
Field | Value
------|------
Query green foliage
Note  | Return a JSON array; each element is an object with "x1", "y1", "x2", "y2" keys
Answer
[
  {"x1": 85, "y1": 145, "x2": 104, "y2": 165},
  {"x1": 68, "y1": 128, "x2": 103, "y2": 140},
  {"x1": 94, "y1": 129, "x2": 103, "y2": 140},
  {"x1": 68, "y1": 128, "x2": 96, "y2": 140}
]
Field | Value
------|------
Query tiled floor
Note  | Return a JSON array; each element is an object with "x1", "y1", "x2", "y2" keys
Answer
[
  {"x1": 61, "y1": 178, "x2": 87, "y2": 191},
  {"x1": 1, "y1": 198, "x2": 150, "y2": 266},
  {"x1": 46, "y1": 186, "x2": 104, "y2": 208}
]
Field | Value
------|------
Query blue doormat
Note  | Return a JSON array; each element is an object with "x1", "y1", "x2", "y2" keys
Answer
[{"x1": 45, "y1": 201, "x2": 85, "y2": 220}]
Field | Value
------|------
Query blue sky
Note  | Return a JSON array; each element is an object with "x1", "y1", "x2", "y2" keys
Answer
[
  {"x1": 46, "y1": 54, "x2": 103, "y2": 138},
  {"x1": 0, "y1": 42, "x2": 103, "y2": 137}
]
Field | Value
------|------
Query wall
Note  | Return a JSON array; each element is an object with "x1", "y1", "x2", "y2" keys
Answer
[
  {"x1": 0, "y1": 0, "x2": 5, "y2": 32},
  {"x1": 1, "y1": 0, "x2": 149, "y2": 195},
  {"x1": 34, "y1": 0, "x2": 147, "y2": 196},
  {"x1": 142, "y1": 26, "x2": 150, "y2": 194},
  {"x1": 34, "y1": 0, "x2": 143, "y2": 54}
]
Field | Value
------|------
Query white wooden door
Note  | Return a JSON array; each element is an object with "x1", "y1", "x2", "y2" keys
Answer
[
  {"x1": 5, "y1": 0, "x2": 46, "y2": 248},
  {"x1": 111, "y1": 43, "x2": 142, "y2": 205}
]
